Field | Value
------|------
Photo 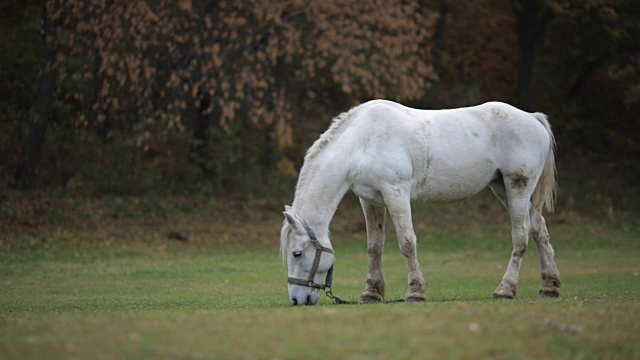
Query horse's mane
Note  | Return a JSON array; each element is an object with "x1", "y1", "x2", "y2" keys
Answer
[
  {"x1": 292, "y1": 106, "x2": 358, "y2": 205},
  {"x1": 281, "y1": 106, "x2": 358, "y2": 260},
  {"x1": 280, "y1": 221, "x2": 292, "y2": 263},
  {"x1": 305, "y1": 109, "x2": 354, "y2": 161}
]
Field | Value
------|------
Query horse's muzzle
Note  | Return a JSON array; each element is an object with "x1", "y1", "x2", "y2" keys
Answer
[{"x1": 290, "y1": 291, "x2": 319, "y2": 306}]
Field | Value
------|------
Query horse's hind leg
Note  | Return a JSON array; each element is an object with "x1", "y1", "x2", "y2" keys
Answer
[
  {"x1": 360, "y1": 199, "x2": 387, "y2": 303},
  {"x1": 530, "y1": 208, "x2": 561, "y2": 298},
  {"x1": 491, "y1": 180, "x2": 561, "y2": 298},
  {"x1": 493, "y1": 180, "x2": 533, "y2": 299}
]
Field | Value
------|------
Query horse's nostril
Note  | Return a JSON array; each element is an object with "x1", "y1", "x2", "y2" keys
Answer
[{"x1": 291, "y1": 298, "x2": 298, "y2": 306}]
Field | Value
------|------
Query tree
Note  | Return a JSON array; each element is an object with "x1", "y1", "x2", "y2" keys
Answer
[
  {"x1": 513, "y1": 0, "x2": 548, "y2": 111},
  {"x1": 13, "y1": 0, "x2": 61, "y2": 189},
  {"x1": 426, "y1": 0, "x2": 518, "y2": 107},
  {"x1": 537, "y1": 0, "x2": 640, "y2": 181},
  {"x1": 18, "y1": 0, "x2": 438, "y2": 190}
]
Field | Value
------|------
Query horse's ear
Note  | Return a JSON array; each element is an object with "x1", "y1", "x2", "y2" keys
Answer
[{"x1": 283, "y1": 206, "x2": 299, "y2": 230}]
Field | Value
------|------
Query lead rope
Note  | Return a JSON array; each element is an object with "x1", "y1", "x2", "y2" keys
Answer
[
  {"x1": 325, "y1": 289, "x2": 405, "y2": 304},
  {"x1": 324, "y1": 288, "x2": 359, "y2": 304},
  {"x1": 324, "y1": 287, "x2": 405, "y2": 305}
]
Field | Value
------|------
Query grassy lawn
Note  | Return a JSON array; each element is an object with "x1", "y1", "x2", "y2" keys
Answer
[{"x1": 0, "y1": 194, "x2": 639, "y2": 359}]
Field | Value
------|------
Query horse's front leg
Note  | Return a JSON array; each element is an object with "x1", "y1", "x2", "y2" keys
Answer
[
  {"x1": 384, "y1": 190, "x2": 426, "y2": 302},
  {"x1": 360, "y1": 199, "x2": 387, "y2": 303}
]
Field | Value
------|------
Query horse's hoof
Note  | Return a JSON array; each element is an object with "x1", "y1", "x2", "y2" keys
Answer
[
  {"x1": 406, "y1": 296, "x2": 426, "y2": 303},
  {"x1": 540, "y1": 290, "x2": 559, "y2": 298},
  {"x1": 493, "y1": 293, "x2": 514, "y2": 300},
  {"x1": 361, "y1": 295, "x2": 382, "y2": 303}
]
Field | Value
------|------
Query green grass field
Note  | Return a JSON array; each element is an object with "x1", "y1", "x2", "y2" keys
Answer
[{"x1": 1, "y1": 194, "x2": 639, "y2": 359}]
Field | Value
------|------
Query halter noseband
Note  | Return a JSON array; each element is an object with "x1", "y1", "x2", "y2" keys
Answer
[{"x1": 287, "y1": 220, "x2": 335, "y2": 290}]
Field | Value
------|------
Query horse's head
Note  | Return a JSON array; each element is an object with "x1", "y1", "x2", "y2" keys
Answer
[{"x1": 281, "y1": 206, "x2": 335, "y2": 306}]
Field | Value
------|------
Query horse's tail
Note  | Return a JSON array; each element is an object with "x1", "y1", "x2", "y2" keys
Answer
[{"x1": 531, "y1": 112, "x2": 557, "y2": 213}]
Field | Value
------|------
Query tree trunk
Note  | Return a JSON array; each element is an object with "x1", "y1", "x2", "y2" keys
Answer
[
  {"x1": 513, "y1": 0, "x2": 547, "y2": 111},
  {"x1": 189, "y1": 96, "x2": 216, "y2": 178},
  {"x1": 94, "y1": 43, "x2": 112, "y2": 142},
  {"x1": 433, "y1": 0, "x2": 448, "y2": 75},
  {"x1": 13, "y1": 1, "x2": 58, "y2": 189}
]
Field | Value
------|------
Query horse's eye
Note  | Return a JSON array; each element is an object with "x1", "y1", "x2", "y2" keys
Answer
[{"x1": 293, "y1": 251, "x2": 302, "y2": 258}]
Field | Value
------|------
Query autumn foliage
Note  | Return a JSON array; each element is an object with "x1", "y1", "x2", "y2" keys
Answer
[
  {"x1": 0, "y1": 0, "x2": 435, "y2": 190},
  {"x1": 54, "y1": 0, "x2": 436, "y2": 147}
]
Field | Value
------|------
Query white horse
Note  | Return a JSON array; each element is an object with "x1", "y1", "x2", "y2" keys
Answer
[{"x1": 281, "y1": 100, "x2": 560, "y2": 306}]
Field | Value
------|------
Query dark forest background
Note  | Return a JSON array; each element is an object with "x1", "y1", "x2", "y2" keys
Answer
[{"x1": 1, "y1": 0, "x2": 638, "y2": 215}]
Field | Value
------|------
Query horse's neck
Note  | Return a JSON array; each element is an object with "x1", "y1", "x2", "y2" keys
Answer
[{"x1": 292, "y1": 158, "x2": 349, "y2": 239}]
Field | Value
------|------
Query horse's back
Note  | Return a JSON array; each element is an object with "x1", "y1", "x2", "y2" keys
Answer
[
  {"x1": 350, "y1": 100, "x2": 550, "y2": 166},
  {"x1": 344, "y1": 100, "x2": 552, "y2": 204}
]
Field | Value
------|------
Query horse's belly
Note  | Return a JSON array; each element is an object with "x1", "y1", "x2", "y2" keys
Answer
[
  {"x1": 411, "y1": 182, "x2": 487, "y2": 204},
  {"x1": 411, "y1": 163, "x2": 498, "y2": 203}
]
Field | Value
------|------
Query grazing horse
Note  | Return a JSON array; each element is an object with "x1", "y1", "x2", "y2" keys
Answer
[{"x1": 281, "y1": 100, "x2": 560, "y2": 306}]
